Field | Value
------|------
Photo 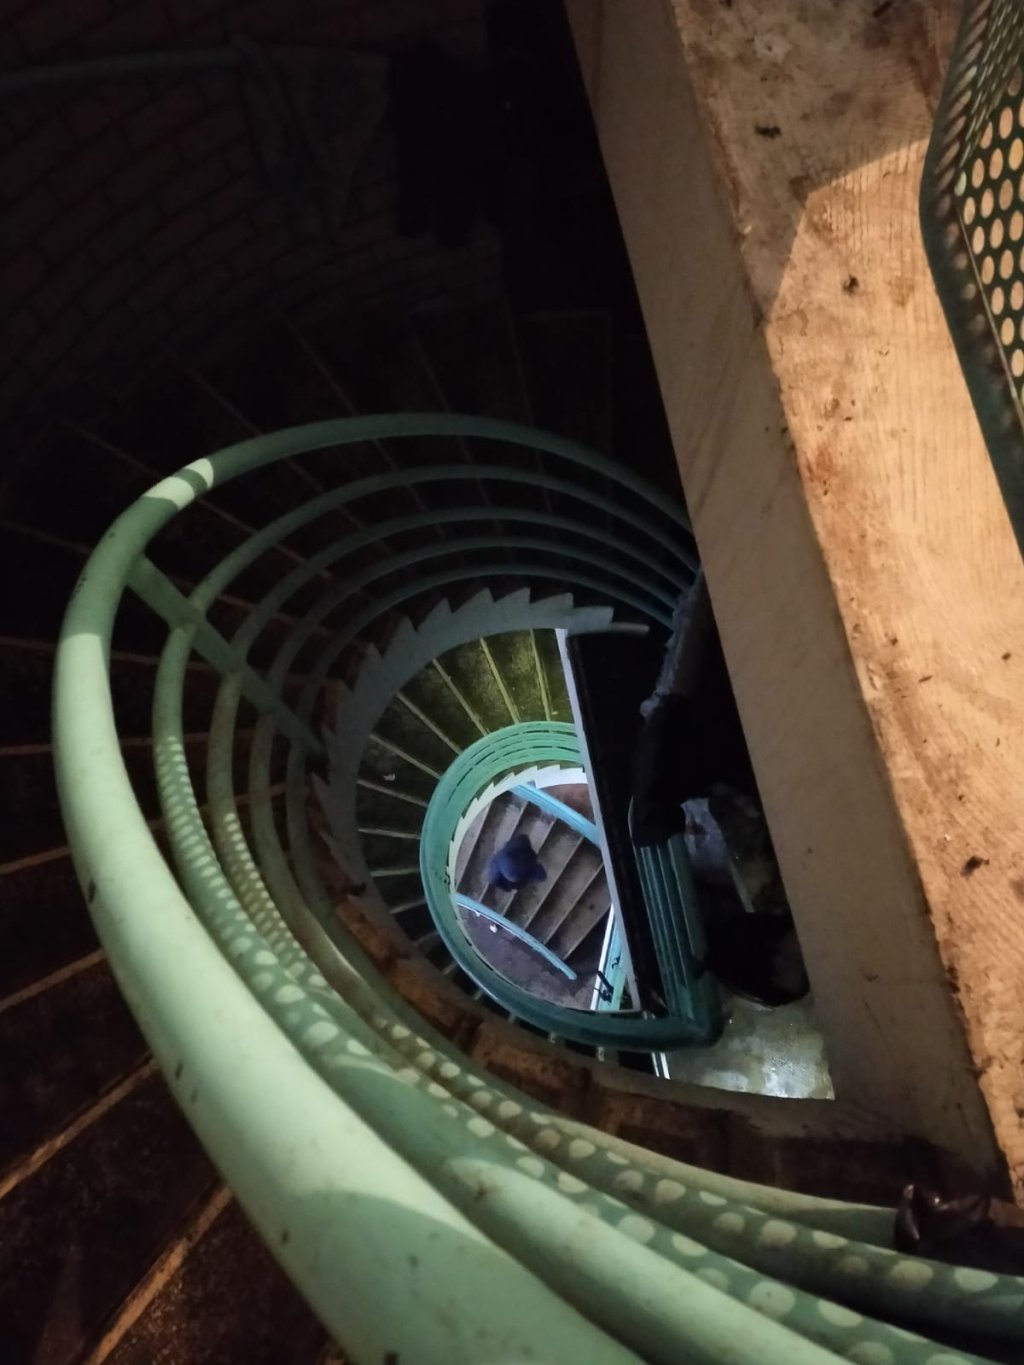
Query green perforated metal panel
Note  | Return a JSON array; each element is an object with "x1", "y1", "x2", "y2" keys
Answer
[{"x1": 922, "y1": 0, "x2": 1024, "y2": 551}]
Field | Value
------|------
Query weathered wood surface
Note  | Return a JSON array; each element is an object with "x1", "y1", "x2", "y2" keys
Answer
[{"x1": 567, "y1": 0, "x2": 1024, "y2": 1192}]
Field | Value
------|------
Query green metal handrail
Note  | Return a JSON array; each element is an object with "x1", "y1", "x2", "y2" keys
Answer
[
  {"x1": 455, "y1": 893, "x2": 578, "y2": 980},
  {"x1": 53, "y1": 413, "x2": 1021, "y2": 1364},
  {"x1": 512, "y1": 780, "x2": 600, "y2": 843},
  {"x1": 422, "y1": 723, "x2": 722, "y2": 1046},
  {"x1": 630, "y1": 804, "x2": 724, "y2": 1044}
]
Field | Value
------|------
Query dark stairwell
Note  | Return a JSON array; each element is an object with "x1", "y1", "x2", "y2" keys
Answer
[{"x1": 0, "y1": 3, "x2": 945, "y2": 1361}]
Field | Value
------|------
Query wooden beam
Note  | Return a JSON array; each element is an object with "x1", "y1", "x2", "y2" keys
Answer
[{"x1": 567, "y1": 0, "x2": 1024, "y2": 1191}]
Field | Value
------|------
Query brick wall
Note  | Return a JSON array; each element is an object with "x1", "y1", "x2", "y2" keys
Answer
[{"x1": 0, "y1": 0, "x2": 501, "y2": 437}]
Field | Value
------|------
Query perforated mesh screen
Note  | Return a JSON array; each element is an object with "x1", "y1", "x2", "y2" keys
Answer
[{"x1": 923, "y1": 0, "x2": 1024, "y2": 551}]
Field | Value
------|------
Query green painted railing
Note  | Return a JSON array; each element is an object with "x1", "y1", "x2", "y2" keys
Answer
[
  {"x1": 513, "y1": 780, "x2": 600, "y2": 843},
  {"x1": 455, "y1": 893, "x2": 578, "y2": 980},
  {"x1": 53, "y1": 414, "x2": 1021, "y2": 1363},
  {"x1": 423, "y1": 722, "x2": 720, "y2": 1046}
]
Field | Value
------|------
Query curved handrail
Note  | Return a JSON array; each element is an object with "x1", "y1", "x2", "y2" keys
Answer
[
  {"x1": 54, "y1": 414, "x2": 1024, "y2": 1363},
  {"x1": 512, "y1": 781, "x2": 601, "y2": 844},
  {"x1": 455, "y1": 894, "x2": 579, "y2": 980},
  {"x1": 630, "y1": 808, "x2": 724, "y2": 1041},
  {"x1": 421, "y1": 723, "x2": 724, "y2": 1047},
  {"x1": 921, "y1": 0, "x2": 1024, "y2": 553}
]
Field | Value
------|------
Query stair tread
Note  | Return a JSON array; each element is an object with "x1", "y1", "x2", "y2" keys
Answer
[
  {"x1": 516, "y1": 309, "x2": 613, "y2": 455},
  {"x1": 399, "y1": 664, "x2": 485, "y2": 752},
  {"x1": 0, "y1": 734, "x2": 249, "y2": 865},
  {"x1": 435, "y1": 638, "x2": 517, "y2": 734},
  {"x1": 300, "y1": 305, "x2": 457, "y2": 522},
  {"x1": 0, "y1": 526, "x2": 163, "y2": 650},
  {"x1": 8, "y1": 428, "x2": 287, "y2": 599},
  {"x1": 505, "y1": 821, "x2": 582, "y2": 928},
  {"x1": 354, "y1": 783, "x2": 426, "y2": 840},
  {"x1": 0, "y1": 639, "x2": 226, "y2": 748},
  {"x1": 371, "y1": 700, "x2": 458, "y2": 779},
  {"x1": 532, "y1": 628, "x2": 573, "y2": 722},
  {"x1": 221, "y1": 318, "x2": 404, "y2": 499},
  {"x1": 0, "y1": 958, "x2": 147, "y2": 1175},
  {"x1": 0, "y1": 857, "x2": 102, "y2": 1002},
  {"x1": 104, "y1": 1195, "x2": 328, "y2": 1365},
  {"x1": 548, "y1": 866, "x2": 611, "y2": 963},
  {"x1": 411, "y1": 301, "x2": 537, "y2": 483},
  {"x1": 521, "y1": 840, "x2": 604, "y2": 944},
  {"x1": 0, "y1": 1070, "x2": 215, "y2": 1364},
  {"x1": 458, "y1": 792, "x2": 526, "y2": 901},
  {"x1": 460, "y1": 907, "x2": 595, "y2": 1010},
  {"x1": 94, "y1": 366, "x2": 357, "y2": 563},
  {"x1": 358, "y1": 737, "x2": 437, "y2": 802},
  {"x1": 479, "y1": 805, "x2": 560, "y2": 925},
  {"x1": 480, "y1": 630, "x2": 547, "y2": 722}
]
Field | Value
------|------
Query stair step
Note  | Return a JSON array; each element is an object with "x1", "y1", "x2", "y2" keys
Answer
[
  {"x1": 531, "y1": 627, "x2": 573, "y2": 722},
  {"x1": 94, "y1": 365, "x2": 351, "y2": 564},
  {"x1": 516, "y1": 309, "x2": 613, "y2": 455},
  {"x1": 371, "y1": 703, "x2": 452, "y2": 780},
  {"x1": 370, "y1": 870, "x2": 424, "y2": 915},
  {"x1": 8, "y1": 426, "x2": 288, "y2": 601},
  {"x1": 547, "y1": 863, "x2": 611, "y2": 964},
  {"x1": 300, "y1": 305, "x2": 455, "y2": 519},
  {"x1": 356, "y1": 830, "x2": 421, "y2": 871},
  {"x1": 0, "y1": 958, "x2": 147, "y2": 1176},
  {"x1": 399, "y1": 663, "x2": 484, "y2": 752},
  {"x1": 480, "y1": 630, "x2": 549, "y2": 722},
  {"x1": 103, "y1": 1194, "x2": 328, "y2": 1365},
  {"x1": 391, "y1": 901, "x2": 433, "y2": 941},
  {"x1": 0, "y1": 525, "x2": 164, "y2": 650},
  {"x1": 460, "y1": 910, "x2": 589, "y2": 1009},
  {"x1": 0, "y1": 626, "x2": 223, "y2": 743},
  {"x1": 483, "y1": 805, "x2": 560, "y2": 924},
  {"x1": 411, "y1": 301, "x2": 539, "y2": 489},
  {"x1": 0, "y1": 636, "x2": 310, "y2": 752},
  {"x1": 6, "y1": 427, "x2": 154, "y2": 548},
  {"x1": 458, "y1": 792, "x2": 528, "y2": 903},
  {"x1": 505, "y1": 821, "x2": 581, "y2": 929},
  {"x1": 0, "y1": 638, "x2": 81, "y2": 746},
  {"x1": 188, "y1": 321, "x2": 370, "y2": 467},
  {"x1": 560, "y1": 913, "x2": 609, "y2": 983},
  {"x1": 528, "y1": 841, "x2": 606, "y2": 945},
  {"x1": 0, "y1": 519, "x2": 320, "y2": 676},
  {"x1": 0, "y1": 782, "x2": 292, "y2": 1007},
  {"x1": 0, "y1": 1070, "x2": 215, "y2": 1364},
  {"x1": 358, "y1": 736, "x2": 438, "y2": 803},
  {"x1": 435, "y1": 638, "x2": 518, "y2": 734},
  {"x1": 180, "y1": 333, "x2": 399, "y2": 555},
  {"x1": 0, "y1": 856, "x2": 102, "y2": 1001},
  {"x1": 453, "y1": 803, "x2": 487, "y2": 889},
  {"x1": 0, "y1": 732, "x2": 255, "y2": 865},
  {"x1": 354, "y1": 783, "x2": 426, "y2": 841},
  {"x1": 413, "y1": 301, "x2": 532, "y2": 425}
]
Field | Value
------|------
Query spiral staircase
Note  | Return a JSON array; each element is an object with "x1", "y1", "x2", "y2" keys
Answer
[{"x1": 0, "y1": 269, "x2": 1016, "y2": 1365}]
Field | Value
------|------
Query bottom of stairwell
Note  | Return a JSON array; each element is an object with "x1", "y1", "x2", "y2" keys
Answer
[
  {"x1": 455, "y1": 780, "x2": 610, "y2": 1011},
  {"x1": 460, "y1": 912, "x2": 598, "y2": 1009}
]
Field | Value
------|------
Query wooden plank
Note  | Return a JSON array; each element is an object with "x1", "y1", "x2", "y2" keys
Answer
[{"x1": 566, "y1": 0, "x2": 1024, "y2": 1191}]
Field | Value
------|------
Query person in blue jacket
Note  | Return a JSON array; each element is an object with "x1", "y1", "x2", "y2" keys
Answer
[{"x1": 487, "y1": 833, "x2": 547, "y2": 892}]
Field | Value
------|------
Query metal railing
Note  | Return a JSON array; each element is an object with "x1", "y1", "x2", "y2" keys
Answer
[
  {"x1": 53, "y1": 414, "x2": 1020, "y2": 1363},
  {"x1": 422, "y1": 722, "x2": 719, "y2": 1046}
]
